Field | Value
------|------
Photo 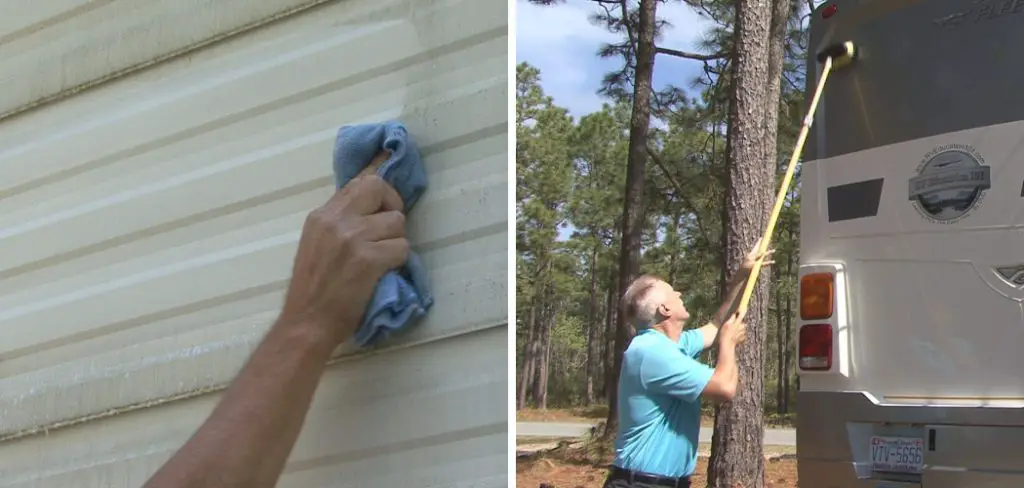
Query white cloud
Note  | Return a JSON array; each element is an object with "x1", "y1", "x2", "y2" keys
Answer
[{"x1": 516, "y1": 0, "x2": 714, "y2": 117}]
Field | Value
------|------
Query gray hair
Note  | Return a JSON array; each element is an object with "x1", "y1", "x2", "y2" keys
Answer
[{"x1": 620, "y1": 274, "x2": 667, "y2": 329}]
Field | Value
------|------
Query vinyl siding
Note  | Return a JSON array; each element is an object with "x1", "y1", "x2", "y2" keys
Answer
[{"x1": 0, "y1": 0, "x2": 508, "y2": 485}]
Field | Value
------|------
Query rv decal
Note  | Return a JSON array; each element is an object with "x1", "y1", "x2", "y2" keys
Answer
[{"x1": 907, "y1": 144, "x2": 991, "y2": 224}]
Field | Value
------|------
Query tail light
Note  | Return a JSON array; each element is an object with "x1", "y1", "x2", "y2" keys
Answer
[
  {"x1": 800, "y1": 272, "x2": 834, "y2": 319},
  {"x1": 799, "y1": 324, "x2": 833, "y2": 370},
  {"x1": 821, "y1": 3, "x2": 838, "y2": 19}
]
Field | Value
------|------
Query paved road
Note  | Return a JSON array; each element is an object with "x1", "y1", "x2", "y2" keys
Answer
[{"x1": 518, "y1": 421, "x2": 796, "y2": 446}]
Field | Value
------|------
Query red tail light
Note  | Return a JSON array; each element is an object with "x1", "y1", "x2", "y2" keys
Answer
[
  {"x1": 799, "y1": 324, "x2": 832, "y2": 370},
  {"x1": 821, "y1": 3, "x2": 837, "y2": 19}
]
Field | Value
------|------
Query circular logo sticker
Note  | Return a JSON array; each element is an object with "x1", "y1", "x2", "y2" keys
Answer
[{"x1": 908, "y1": 144, "x2": 991, "y2": 223}]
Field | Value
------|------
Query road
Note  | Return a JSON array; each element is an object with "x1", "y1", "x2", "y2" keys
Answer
[{"x1": 517, "y1": 421, "x2": 796, "y2": 446}]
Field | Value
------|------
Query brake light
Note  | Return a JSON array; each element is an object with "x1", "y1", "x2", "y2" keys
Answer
[
  {"x1": 800, "y1": 272, "x2": 834, "y2": 319},
  {"x1": 821, "y1": 3, "x2": 837, "y2": 19},
  {"x1": 799, "y1": 324, "x2": 832, "y2": 370}
]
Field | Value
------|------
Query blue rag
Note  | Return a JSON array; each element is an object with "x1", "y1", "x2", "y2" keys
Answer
[{"x1": 332, "y1": 121, "x2": 434, "y2": 347}]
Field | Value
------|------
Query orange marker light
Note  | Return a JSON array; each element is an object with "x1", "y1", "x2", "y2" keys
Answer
[{"x1": 800, "y1": 272, "x2": 835, "y2": 320}]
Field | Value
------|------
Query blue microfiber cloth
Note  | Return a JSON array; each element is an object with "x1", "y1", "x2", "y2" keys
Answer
[{"x1": 332, "y1": 121, "x2": 434, "y2": 347}]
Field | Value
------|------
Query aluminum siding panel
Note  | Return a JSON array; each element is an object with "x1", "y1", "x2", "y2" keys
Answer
[{"x1": 0, "y1": 0, "x2": 508, "y2": 485}]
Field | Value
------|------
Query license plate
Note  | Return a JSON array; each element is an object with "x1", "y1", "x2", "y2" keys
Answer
[{"x1": 870, "y1": 436, "x2": 924, "y2": 473}]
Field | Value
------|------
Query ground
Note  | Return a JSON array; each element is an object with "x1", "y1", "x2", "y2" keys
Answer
[
  {"x1": 516, "y1": 406, "x2": 796, "y2": 429},
  {"x1": 518, "y1": 452, "x2": 798, "y2": 488},
  {"x1": 517, "y1": 406, "x2": 799, "y2": 487}
]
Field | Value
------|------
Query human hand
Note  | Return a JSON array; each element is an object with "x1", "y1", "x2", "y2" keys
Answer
[
  {"x1": 739, "y1": 238, "x2": 774, "y2": 275},
  {"x1": 718, "y1": 312, "x2": 748, "y2": 346},
  {"x1": 280, "y1": 175, "x2": 409, "y2": 346}
]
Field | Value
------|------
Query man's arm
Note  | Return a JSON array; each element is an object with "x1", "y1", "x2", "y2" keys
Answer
[
  {"x1": 142, "y1": 319, "x2": 335, "y2": 488},
  {"x1": 143, "y1": 176, "x2": 408, "y2": 488},
  {"x1": 695, "y1": 242, "x2": 773, "y2": 350},
  {"x1": 697, "y1": 313, "x2": 747, "y2": 403},
  {"x1": 643, "y1": 333, "x2": 741, "y2": 405},
  {"x1": 695, "y1": 270, "x2": 749, "y2": 349},
  {"x1": 701, "y1": 336, "x2": 739, "y2": 403}
]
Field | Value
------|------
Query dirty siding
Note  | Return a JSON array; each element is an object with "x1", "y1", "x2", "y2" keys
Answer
[{"x1": 0, "y1": 0, "x2": 508, "y2": 485}]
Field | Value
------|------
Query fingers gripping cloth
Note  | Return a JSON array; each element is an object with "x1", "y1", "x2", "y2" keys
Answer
[{"x1": 333, "y1": 121, "x2": 434, "y2": 347}]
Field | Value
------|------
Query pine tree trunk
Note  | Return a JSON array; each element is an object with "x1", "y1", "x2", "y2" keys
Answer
[
  {"x1": 604, "y1": 265, "x2": 617, "y2": 403},
  {"x1": 783, "y1": 293, "x2": 793, "y2": 413},
  {"x1": 782, "y1": 222, "x2": 795, "y2": 413},
  {"x1": 775, "y1": 281, "x2": 785, "y2": 414},
  {"x1": 516, "y1": 305, "x2": 539, "y2": 410},
  {"x1": 535, "y1": 301, "x2": 553, "y2": 410},
  {"x1": 585, "y1": 244, "x2": 601, "y2": 406},
  {"x1": 605, "y1": 0, "x2": 658, "y2": 440},
  {"x1": 707, "y1": 0, "x2": 778, "y2": 484}
]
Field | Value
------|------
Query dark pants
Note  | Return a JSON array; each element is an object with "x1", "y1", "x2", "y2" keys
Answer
[{"x1": 602, "y1": 466, "x2": 692, "y2": 488}]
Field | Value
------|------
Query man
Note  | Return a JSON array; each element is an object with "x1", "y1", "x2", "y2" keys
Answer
[
  {"x1": 143, "y1": 175, "x2": 409, "y2": 488},
  {"x1": 603, "y1": 242, "x2": 773, "y2": 488}
]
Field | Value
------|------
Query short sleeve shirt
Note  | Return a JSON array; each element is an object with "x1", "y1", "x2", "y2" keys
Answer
[{"x1": 612, "y1": 328, "x2": 714, "y2": 478}]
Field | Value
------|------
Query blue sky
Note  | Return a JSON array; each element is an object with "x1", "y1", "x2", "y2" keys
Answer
[
  {"x1": 515, "y1": 0, "x2": 714, "y2": 118},
  {"x1": 516, "y1": 0, "x2": 715, "y2": 240}
]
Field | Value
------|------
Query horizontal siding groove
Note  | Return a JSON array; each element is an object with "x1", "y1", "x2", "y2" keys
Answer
[
  {"x1": 0, "y1": 328, "x2": 507, "y2": 486},
  {"x1": 0, "y1": 0, "x2": 338, "y2": 121},
  {"x1": 282, "y1": 422, "x2": 507, "y2": 474},
  {"x1": 0, "y1": 17, "x2": 505, "y2": 204},
  {"x1": 0, "y1": 164, "x2": 506, "y2": 360},
  {"x1": 0, "y1": 320, "x2": 507, "y2": 444}
]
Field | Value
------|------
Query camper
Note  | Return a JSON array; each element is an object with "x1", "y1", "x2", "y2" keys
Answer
[{"x1": 796, "y1": 0, "x2": 1024, "y2": 486}]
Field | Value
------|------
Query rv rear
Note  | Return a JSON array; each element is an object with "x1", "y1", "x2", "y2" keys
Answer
[{"x1": 797, "y1": 0, "x2": 1024, "y2": 486}]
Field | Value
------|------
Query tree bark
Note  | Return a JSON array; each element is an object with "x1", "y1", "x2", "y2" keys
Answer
[
  {"x1": 775, "y1": 278, "x2": 785, "y2": 414},
  {"x1": 516, "y1": 304, "x2": 539, "y2": 410},
  {"x1": 604, "y1": 264, "x2": 618, "y2": 402},
  {"x1": 707, "y1": 0, "x2": 781, "y2": 485},
  {"x1": 764, "y1": 0, "x2": 793, "y2": 154},
  {"x1": 585, "y1": 244, "x2": 601, "y2": 406},
  {"x1": 782, "y1": 220, "x2": 796, "y2": 413},
  {"x1": 605, "y1": 0, "x2": 659, "y2": 440},
  {"x1": 535, "y1": 299, "x2": 553, "y2": 410}
]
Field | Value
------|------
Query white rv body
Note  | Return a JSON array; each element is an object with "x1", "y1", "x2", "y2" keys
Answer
[{"x1": 797, "y1": 1, "x2": 1024, "y2": 486}]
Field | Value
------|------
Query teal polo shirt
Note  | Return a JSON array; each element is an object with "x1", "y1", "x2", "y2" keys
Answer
[{"x1": 612, "y1": 328, "x2": 715, "y2": 478}]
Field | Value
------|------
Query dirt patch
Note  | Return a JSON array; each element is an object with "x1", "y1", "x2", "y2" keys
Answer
[{"x1": 517, "y1": 445, "x2": 798, "y2": 488}]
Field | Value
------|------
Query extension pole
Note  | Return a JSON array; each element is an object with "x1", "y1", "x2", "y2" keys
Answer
[{"x1": 734, "y1": 54, "x2": 836, "y2": 318}]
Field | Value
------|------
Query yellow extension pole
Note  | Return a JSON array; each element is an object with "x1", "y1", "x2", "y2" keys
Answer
[{"x1": 734, "y1": 55, "x2": 836, "y2": 318}]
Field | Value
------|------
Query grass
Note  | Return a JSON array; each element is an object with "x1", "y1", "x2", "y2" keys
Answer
[{"x1": 517, "y1": 405, "x2": 609, "y2": 423}]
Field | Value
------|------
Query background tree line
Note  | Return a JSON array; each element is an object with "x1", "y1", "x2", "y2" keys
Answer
[{"x1": 516, "y1": 0, "x2": 826, "y2": 486}]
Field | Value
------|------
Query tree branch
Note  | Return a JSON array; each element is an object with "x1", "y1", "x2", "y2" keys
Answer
[
  {"x1": 646, "y1": 146, "x2": 712, "y2": 246},
  {"x1": 655, "y1": 46, "x2": 727, "y2": 61}
]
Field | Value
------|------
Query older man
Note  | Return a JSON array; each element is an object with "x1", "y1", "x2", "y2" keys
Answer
[{"x1": 603, "y1": 243, "x2": 772, "y2": 488}]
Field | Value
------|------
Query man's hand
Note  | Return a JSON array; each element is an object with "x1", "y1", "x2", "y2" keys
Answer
[
  {"x1": 281, "y1": 175, "x2": 410, "y2": 346},
  {"x1": 698, "y1": 241, "x2": 772, "y2": 349},
  {"x1": 738, "y1": 238, "x2": 775, "y2": 276},
  {"x1": 143, "y1": 175, "x2": 411, "y2": 488},
  {"x1": 717, "y1": 312, "x2": 748, "y2": 346},
  {"x1": 702, "y1": 311, "x2": 748, "y2": 403}
]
